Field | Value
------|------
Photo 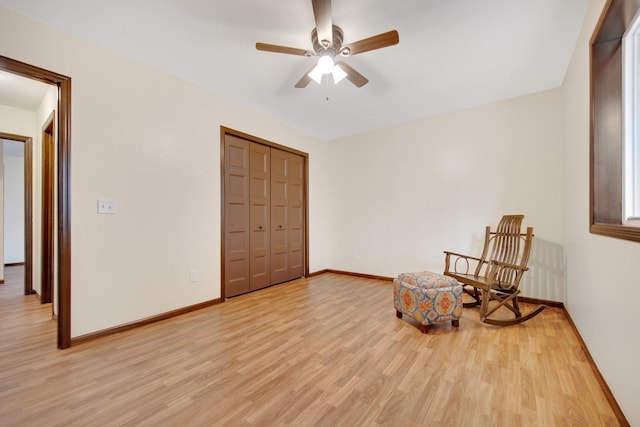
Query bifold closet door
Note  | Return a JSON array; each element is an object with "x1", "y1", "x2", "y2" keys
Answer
[
  {"x1": 270, "y1": 149, "x2": 305, "y2": 284},
  {"x1": 287, "y1": 152, "x2": 305, "y2": 280},
  {"x1": 224, "y1": 132, "x2": 305, "y2": 297},
  {"x1": 224, "y1": 138, "x2": 272, "y2": 296},
  {"x1": 224, "y1": 135, "x2": 250, "y2": 297},
  {"x1": 249, "y1": 143, "x2": 271, "y2": 290}
]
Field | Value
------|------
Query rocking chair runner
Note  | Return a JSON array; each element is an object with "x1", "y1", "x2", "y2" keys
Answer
[{"x1": 443, "y1": 215, "x2": 545, "y2": 326}]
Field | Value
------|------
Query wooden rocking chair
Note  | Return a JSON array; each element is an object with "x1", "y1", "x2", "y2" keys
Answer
[{"x1": 443, "y1": 215, "x2": 545, "y2": 326}]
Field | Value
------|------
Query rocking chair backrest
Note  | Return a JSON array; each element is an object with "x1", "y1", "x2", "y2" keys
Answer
[{"x1": 473, "y1": 215, "x2": 533, "y2": 288}]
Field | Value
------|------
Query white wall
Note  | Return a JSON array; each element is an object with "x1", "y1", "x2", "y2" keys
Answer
[
  {"x1": 563, "y1": 0, "x2": 639, "y2": 424},
  {"x1": 0, "y1": 105, "x2": 35, "y2": 137},
  {"x1": 3, "y1": 142, "x2": 25, "y2": 264},
  {"x1": 327, "y1": 89, "x2": 565, "y2": 300},
  {"x1": 0, "y1": 6, "x2": 329, "y2": 337}
]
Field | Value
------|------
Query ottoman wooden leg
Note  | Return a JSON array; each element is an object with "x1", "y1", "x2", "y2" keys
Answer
[
  {"x1": 396, "y1": 310, "x2": 403, "y2": 319},
  {"x1": 420, "y1": 324, "x2": 430, "y2": 334},
  {"x1": 452, "y1": 319, "x2": 459, "y2": 328}
]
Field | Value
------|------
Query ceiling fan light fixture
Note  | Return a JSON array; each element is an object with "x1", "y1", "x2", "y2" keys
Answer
[
  {"x1": 317, "y1": 55, "x2": 335, "y2": 74},
  {"x1": 331, "y1": 64, "x2": 347, "y2": 83},
  {"x1": 308, "y1": 65, "x2": 324, "y2": 84}
]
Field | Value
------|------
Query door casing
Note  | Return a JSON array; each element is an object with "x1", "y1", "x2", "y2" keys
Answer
[{"x1": 0, "y1": 55, "x2": 72, "y2": 349}]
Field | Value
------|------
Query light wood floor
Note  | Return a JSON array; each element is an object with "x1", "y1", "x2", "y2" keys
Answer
[{"x1": 0, "y1": 266, "x2": 621, "y2": 426}]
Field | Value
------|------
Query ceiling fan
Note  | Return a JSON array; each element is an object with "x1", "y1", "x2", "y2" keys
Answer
[{"x1": 256, "y1": 0, "x2": 399, "y2": 88}]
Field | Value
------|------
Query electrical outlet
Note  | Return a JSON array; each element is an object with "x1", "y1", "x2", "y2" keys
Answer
[
  {"x1": 189, "y1": 270, "x2": 198, "y2": 283},
  {"x1": 97, "y1": 199, "x2": 117, "y2": 214}
]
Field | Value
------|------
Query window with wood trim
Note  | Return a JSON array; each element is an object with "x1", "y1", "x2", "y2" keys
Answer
[
  {"x1": 623, "y1": 9, "x2": 640, "y2": 224},
  {"x1": 590, "y1": 0, "x2": 640, "y2": 242}
]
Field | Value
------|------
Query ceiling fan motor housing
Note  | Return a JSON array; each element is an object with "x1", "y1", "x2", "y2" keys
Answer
[{"x1": 311, "y1": 25, "x2": 349, "y2": 57}]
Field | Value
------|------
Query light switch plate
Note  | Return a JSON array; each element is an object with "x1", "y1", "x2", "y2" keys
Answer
[
  {"x1": 97, "y1": 199, "x2": 117, "y2": 214},
  {"x1": 189, "y1": 270, "x2": 198, "y2": 283}
]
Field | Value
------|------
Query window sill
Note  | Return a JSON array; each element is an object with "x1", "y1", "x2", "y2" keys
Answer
[{"x1": 590, "y1": 223, "x2": 640, "y2": 242}]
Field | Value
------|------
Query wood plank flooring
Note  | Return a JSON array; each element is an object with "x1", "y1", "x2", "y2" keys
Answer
[{"x1": 0, "y1": 266, "x2": 621, "y2": 426}]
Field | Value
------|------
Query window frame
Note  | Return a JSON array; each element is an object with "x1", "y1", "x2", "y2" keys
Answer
[
  {"x1": 623, "y1": 8, "x2": 640, "y2": 225},
  {"x1": 590, "y1": 0, "x2": 640, "y2": 242}
]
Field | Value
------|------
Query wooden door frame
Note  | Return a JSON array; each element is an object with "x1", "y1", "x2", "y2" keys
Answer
[
  {"x1": 0, "y1": 133, "x2": 34, "y2": 296},
  {"x1": 0, "y1": 55, "x2": 72, "y2": 349},
  {"x1": 220, "y1": 126, "x2": 309, "y2": 301},
  {"x1": 40, "y1": 113, "x2": 55, "y2": 304}
]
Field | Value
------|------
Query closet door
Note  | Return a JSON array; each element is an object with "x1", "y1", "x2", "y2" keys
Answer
[
  {"x1": 223, "y1": 129, "x2": 306, "y2": 297},
  {"x1": 270, "y1": 149, "x2": 305, "y2": 284},
  {"x1": 288, "y1": 153, "x2": 305, "y2": 280},
  {"x1": 249, "y1": 143, "x2": 271, "y2": 290},
  {"x1": 223, "y1": 135, "x2": 250, "y2": 297},
  {"x1": 270, "y1": 148, "x2": 290, "y2": 285}
]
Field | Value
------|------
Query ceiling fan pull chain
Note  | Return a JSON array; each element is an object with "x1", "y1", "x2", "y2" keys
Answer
[{"x1": 325, "y1": 73, "x2": 330, "y2": 101}]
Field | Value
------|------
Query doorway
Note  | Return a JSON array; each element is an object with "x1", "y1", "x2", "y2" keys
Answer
[
  {"x1": 0, "y1": 55, "x2": 72, "y2": 349},
  {"x1": 0, "y1": 134, "x2": 33, "y2": 296}
]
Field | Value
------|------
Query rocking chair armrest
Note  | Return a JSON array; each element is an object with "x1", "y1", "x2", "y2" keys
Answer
[
  {"x1": 443, "y1": 251, "x2": 485, "y2": 275},
  {"x1": 443, "y1": 251, "x2": 483, "y2": 263},
  {"x1": 488, "y1": 259, "x2": 529, "y2": 272}
]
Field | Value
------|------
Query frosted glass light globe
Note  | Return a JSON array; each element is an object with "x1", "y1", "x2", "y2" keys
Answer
[{"x1": 317, "y1": 55, "x2": 335, "y2": 74}]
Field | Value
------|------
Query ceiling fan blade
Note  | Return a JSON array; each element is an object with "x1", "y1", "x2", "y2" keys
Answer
[
  {"x1": 256, "y1": 42, "x2": 312, "y2": 56},
  {"x1": 312, "y1": 0, "x2": 333, "y2": 47},
  {"x1": 336, "y1": 62, "x2": 368, "y2": 87},
  {"x1": 295, "y1": 65, "x2": 317, "y2": 88},
  {"x1": 342, "y1": 30, "x2": 399, "y2": 56}
]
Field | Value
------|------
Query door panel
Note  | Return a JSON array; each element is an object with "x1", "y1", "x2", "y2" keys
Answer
[
  {"x1": 270, "y1": 149, "x2": 305, "y2": 284},
  {"x1": 270, "y1": 149, "x2": 290, "y2": 284},
  {"x1": 287, "y1": 153, "x2": 305, "y2": 279},
  {"x1": 224, "y1": 135, "x2": 250, "y2": 297},
  {"x1": 249, "y1": 143, "x2": 270, "y2": 290},
  {"x1": 228, "y1": 173, "x2": 247, "y2": 198}
]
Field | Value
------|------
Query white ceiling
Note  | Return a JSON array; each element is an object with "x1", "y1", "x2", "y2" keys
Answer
[
  {"x1": 0, "y1": 0, "x2": 589, "y2": 140},
  {"x1": 0, "y1": 70, "x2": 50, "y2": 112}
]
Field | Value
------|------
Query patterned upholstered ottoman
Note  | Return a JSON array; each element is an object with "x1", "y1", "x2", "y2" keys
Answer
[{"x1": 393, "y1": 271, "x2": 463, "y2": 333}]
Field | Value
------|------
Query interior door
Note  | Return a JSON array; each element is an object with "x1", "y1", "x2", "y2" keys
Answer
[
  {"x1": 40, "y1": 120, "x2": 54, "y2": 304},
  {"x1": 249, "y1": 143, "x2": 270, "y2": 290},
  {"x1": 270, "y1": 149, "x2": 305, "y2": 284},
  {"x1": 224, "y1": 135, "x2": 250, "y2": 297},
  {"x1": 270, "y1": 148, "x2": 290, "y2": 285},
  {"x1": 287, "y1": 152, "x2": 305, "y2": 280}
]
